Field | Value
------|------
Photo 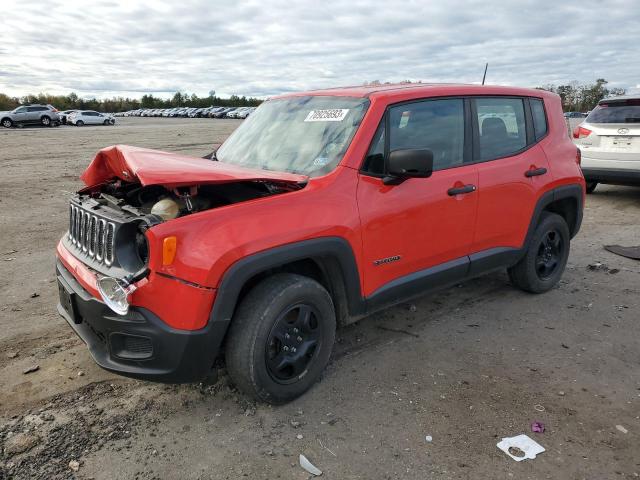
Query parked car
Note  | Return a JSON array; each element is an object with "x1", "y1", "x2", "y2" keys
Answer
[
  {"x1": 58, "y1": 110, "x2": 78, "y2": 125},
  {"x1": 573, "y1": 95, "x2": 640, "y2": 192},
  {"x1": 236, "y1": 107, "x2": 256, "y2": 119},
  {"x1": 1, "y1": 104, "x2": 60, "y2": 128},
  {"x1": 213, "y1": 107, "x2": 235, "y2": 118},
  {"x1": 56, "y1": 83, "x2": 584, "y2": 404},
  {"x1": 68, "y1": 110, "x2": 115, "y2": 126},
  {"x1": 564, "y1": 111, "x2": 587, "y2": 118}
]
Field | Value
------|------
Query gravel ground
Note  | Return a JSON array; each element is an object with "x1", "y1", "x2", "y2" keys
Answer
[{"x1": 0, "y1": 117, "x2": 639, "y2": 479}]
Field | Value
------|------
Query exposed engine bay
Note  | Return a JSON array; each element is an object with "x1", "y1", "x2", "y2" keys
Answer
[{"x1": 84, "y1": 179, "x2": 300, "y2": 221}]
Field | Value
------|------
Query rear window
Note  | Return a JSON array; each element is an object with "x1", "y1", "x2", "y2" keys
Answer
[
  {"x1": 530, "y1": 98, "x2": 548, "y2": 140},
  {"x1": 586, "y1": 99, "x2": 640, "y2": 124}
]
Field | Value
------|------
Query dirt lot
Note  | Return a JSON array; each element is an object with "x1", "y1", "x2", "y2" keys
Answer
[{"x1": 1, "y1": 117, "x2": 639, "y2": 479}]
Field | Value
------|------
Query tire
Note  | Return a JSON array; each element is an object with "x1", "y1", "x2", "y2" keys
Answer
[
  {"x1": 76, "y1": 120, "x2": 84, "y2": 126},
  {"x1": 585, "y1": 181, "x2": 597, "y2": 194},
  {"x1": 103, "y1": 120, "x2": 110, "y2": 125},
  {"x1": 226, "y1": 273, "x2": 336, "y2": 404},
  {"x1": 1, "y1": 118, "x2": 12, "y2": 128},
  {"x1": 508, "y1": 212, "x2": 570, "y2": 293},
  {"x1": 40, "y1": 116, "x2": 51, "y2": 127}
]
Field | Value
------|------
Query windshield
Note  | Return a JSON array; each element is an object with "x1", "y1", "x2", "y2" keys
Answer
[
  {"x1": 216, "y1": 96, "x2": 369, "y2": 176},
  {"x1": 586, "y1": 99, "x2": 640, "y2": 123}
]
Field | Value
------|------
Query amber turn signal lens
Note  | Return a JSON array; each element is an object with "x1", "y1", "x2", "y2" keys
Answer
[{"x1": 162, "y1": 236, "x2": 177, "y2": 265}]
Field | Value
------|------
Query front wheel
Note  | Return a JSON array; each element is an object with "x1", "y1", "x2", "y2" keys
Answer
[
  {"x1": 226, "y1": 274, "x2": 336, "y2": 404},
  {"x1": 508, "y1": 212, "x2": 570, "y2": 293},
  {"x1": 75, "y1": 120, "x2": 84, "y2": 126},
  {"x1": 1, "y1": 118, "x2": 12, "y2": 128}
]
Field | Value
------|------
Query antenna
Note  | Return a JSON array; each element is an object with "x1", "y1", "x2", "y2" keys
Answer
[{"x1": 482, "y1": 63, "x2": 488, "y2": 85}]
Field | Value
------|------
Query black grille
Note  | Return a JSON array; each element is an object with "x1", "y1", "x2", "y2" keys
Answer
[{"x1": 68, "y1": 203, "x2": 115, "y2": 266}]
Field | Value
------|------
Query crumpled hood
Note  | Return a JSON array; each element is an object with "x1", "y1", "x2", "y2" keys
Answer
[{"x1": 80, "y1": 144, "x2": 308, "y2": 189}]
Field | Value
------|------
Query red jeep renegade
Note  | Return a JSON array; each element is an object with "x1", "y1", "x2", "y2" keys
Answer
[{"x1": 56, "y1": 84, "x2": 585, "y2": 404}]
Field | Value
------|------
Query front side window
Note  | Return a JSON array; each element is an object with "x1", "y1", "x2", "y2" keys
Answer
[
  {"x1": 217, "y1": 96, "x2": 369, "y2": 177},
  {"x1": 389, "y1": 99, "x2": 465, "y2": 172},
  {"x1": 13, "y1": 107, "x2": 27, "y2": 113},
  {"x1": 476, "y1": 97, "x2": 526, "y2": 161}
]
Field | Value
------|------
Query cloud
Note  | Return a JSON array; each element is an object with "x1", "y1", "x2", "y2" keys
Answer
[{"x1": 1, "y1": 0, "x2": 637, "y2": 99}]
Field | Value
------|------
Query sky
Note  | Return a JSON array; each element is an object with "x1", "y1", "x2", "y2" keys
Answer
[{"x1": 1, "y1": 0, "x2": 638, "y2": 100}]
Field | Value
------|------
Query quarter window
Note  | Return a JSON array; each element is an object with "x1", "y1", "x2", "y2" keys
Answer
[
  {"x1": 530, "y1": 98, "x2": 548, "y2": 140},
  {"x1": 389, "y1": 99, "x2": 465, "y2": 172},
  {"x1": 475, "y1": 98, "x2": 526, "y2": 161}
]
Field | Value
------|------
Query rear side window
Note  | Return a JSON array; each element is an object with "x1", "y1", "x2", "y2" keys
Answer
[
  {"x1": 475, "y1": 98, "x2": 526, "y2": 161},
  {"x1": 389, "y1": 99, "x2": 465, "y2": 171},
  {"x1": 586, "y1": 99, "x2": 640, "y2": 123},
  {"x1": 530, "y1": 98, "x2": 548, "y2": 140},
  {"x1": 27, "y1": 106, "x2": 46, "y2": 112}
]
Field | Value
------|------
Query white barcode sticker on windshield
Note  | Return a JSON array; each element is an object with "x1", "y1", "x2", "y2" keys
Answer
[{"x1": 305, "y1": 109, "x2": 349, "y2": 122}]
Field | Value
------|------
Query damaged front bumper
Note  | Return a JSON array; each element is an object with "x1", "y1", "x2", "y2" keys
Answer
[{"x1": 55, "y1": 246, "x2": 228, "y2": 383}]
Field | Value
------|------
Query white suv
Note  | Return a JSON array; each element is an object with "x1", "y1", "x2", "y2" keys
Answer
[{"x1": 573, "y1": 95, "x2": 640, "y2": 192}]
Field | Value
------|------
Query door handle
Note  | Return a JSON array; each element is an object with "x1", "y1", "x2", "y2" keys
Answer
[
  {"x1": 447, "y1": 184, "x2": 476, "y2": 196},
  {"x1": 525, "y1": 167, "x2": 547, "y2": 177}
]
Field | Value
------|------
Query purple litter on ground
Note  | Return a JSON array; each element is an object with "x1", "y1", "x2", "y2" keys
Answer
[{"x1": 531, "y1": 421, "x2": 545, "y2": 433}]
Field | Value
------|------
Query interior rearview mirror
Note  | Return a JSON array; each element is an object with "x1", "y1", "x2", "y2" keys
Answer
[{"x1": 384, "y1": 149, "x2": 434, "y2": 185}]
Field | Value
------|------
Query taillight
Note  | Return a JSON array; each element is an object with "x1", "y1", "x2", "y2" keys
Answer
[
  {"x1": 576, "y1": 148, "x2": 581, "y2": 165},
  {"x1": 573, "y1": 126, "x2": 592, "y2": 139}
]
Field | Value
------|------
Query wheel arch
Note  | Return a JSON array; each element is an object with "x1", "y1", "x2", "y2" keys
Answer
[
  {"x1": 209, "y1": 237, "x2": 365, "y2": 336},
  {"x1": 525, "y1": 184, "x2": 584, "y2": 250}
]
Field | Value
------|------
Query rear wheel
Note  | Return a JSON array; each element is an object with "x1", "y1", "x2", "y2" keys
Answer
[
  {"x1": 585, "y1": 181, "x2": 598, "y2": 194},
  {"x1": 103, "y1": 119, "x2": 110, "y2": 125},
  {"x1": 226, "y1": 274, "x2": 336, "y2": 404},
  {"x1": 1, "y1": 118, "x2": 12, "y2": 128},
  {"x1": 76, "y1": 120, "x2": 84, "y2": 126},
  {"x1": 508, "y1": 212, "x2": 570, "y2": 293},
  {"x1": 40, "y1": 116, "x2": 51, "y2": 127}
]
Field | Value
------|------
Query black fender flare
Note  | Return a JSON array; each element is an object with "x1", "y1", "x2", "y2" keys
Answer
[
  {"x1": 208, "y1": 237, "x2": 364, "y2": 330},
  {"x1": 523, "y1": 184, "x2": 584, "y2": 250}
]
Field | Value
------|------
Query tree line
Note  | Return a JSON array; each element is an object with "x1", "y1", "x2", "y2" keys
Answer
[
  {"x1": 0, "y1": 91, "x2": 263, "y2": 113},
  {"x1": 536, "y1": 79, "x2": 625, "y2": 112},
  {"x1": 0, "y1": 79, "x2": 627, "y2": 113}
]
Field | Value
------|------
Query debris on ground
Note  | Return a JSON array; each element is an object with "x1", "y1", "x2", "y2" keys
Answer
[
  {"x1": 425, "y1": 435, "x2": 433, "y2": 442},
  {"x1": 615, "y1": 425, "x2": 628, "y2": 434},
  {"x1": 6, "y1": 351, "x2": 19, "y2": 359},
  {"x1": 23, "y1": 365, "x2": 39, "y2": 374},
  {"x1": 497, "y1": 434, "x2": 545, "y2": 461},
  {"x1": 296, "y1": 434, "x2": 304, "y2": 440},
  {"x1": 69, "y1": 460, "x2": 80, "y2": 472},
  {"x1": 30, "y1": 293, "x2": 39, "y2": 298},
  {"x1": 299, "y1": 454, "x2": 322, "y2": 476},
  {"x1": 604, "y1": 245, "x2": 640, "y2": 261},
  {"x1": 587, "y1": 262, "x2": 609, "y2": 271},
  {"x1": 534, "y1": 404, "x2": 545, "y2": 412},
  {"x1": 3, "y1": 433, "x2": 40, "y2": 455},
  {"x1": 531, "y1": 422, "x2": 545, "y2": 433}
]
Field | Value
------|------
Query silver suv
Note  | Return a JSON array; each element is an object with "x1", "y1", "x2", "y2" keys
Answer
[{"x1": 0, "y1": 104, "x2": 60, "y2": 128}]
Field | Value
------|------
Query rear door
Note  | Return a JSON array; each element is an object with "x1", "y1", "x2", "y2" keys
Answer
[
  {"x1": 26, "y1": 106, "x2": 45, "y2": 123},
  {"x1": 471, "y1": 96, "x2": 550, "y2": 256},
  {"x1": 357, "y1": 97, "x2": 478, "y2": 298}
]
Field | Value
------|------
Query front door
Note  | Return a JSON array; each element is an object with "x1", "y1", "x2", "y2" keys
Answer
[{"x1": 357, "y1": 98, "x2": 478, "y2": 300}]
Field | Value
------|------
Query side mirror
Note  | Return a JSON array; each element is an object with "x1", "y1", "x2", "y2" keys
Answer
[{"x1": 384, "y1": 149, "x2": 434, "y2": 185}]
